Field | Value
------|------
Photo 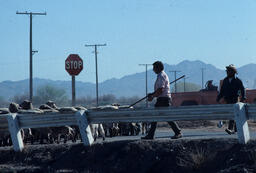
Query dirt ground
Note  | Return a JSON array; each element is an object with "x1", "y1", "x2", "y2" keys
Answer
[
  {"x1": 0, "y1": 121, "x2": 256, "y2": 173},
  {"x1": 0, "y1": 138, "x2": 256, "y2": 173}
]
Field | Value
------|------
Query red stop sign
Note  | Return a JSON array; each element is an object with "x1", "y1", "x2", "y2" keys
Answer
[{"x1": 65, "y1": 54, "x2": 83, "y2": 76}]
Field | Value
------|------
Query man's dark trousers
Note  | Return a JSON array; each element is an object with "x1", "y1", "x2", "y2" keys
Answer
[
  {"x1": 146, "y1": 97, "x2": 181, "y2": 138},
  {"x1": 225, "y1": 98, "x2": 237, "y2": 131}
]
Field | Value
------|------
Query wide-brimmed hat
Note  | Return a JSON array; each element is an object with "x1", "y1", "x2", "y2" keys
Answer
[{"x1": 226, "y1": 64, "x2": 237, "y2": 74}]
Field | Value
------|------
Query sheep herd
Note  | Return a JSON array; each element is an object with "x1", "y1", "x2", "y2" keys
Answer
[{"x1": 0, "y1": 100, "x2": 150, "y2": 147}]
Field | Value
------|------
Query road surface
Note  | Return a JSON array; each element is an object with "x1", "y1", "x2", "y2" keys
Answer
[{"x1": 99, "y1": 127, "x2": 256, "y2": 143}]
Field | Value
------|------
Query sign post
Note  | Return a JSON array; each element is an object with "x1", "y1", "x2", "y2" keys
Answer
[
  {"x1": 65, "y1": 54, "x2": 83, "y2": 106},
  {"x1": 72, "y1": 76, "x2": 75, "y2": 106}
]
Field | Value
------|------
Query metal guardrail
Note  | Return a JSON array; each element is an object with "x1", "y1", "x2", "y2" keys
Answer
[
  {"x1": 0, "y1": 115, "x2": 8, "y2": 133},
  {"x1": 2, "y1": 102, "x2": 254, "y2": 152},
  {"x1": 18, "y1": 113, "x2": 77, "y2": 129},
  {"x1": 87, "y1": 104, "x2": 235, "y2": 123}
]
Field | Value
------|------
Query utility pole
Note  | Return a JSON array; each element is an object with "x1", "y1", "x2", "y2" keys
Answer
[
  {"x1": 85, "y1": 44, "x2": 106, "y2": 107},
  {"x1": 139, "y1": 64, "x2": 152, "y2": 107},
  {"x1": 183, "y1": 77, "x2": 189, "y2": 92},
  {"x1": 169, "y1": 70, "x2": 181, "y2": 93},
  {"x1": 201, "y1": 68, "x2": 206, "y2": 89},
  {"x1": 16, "y1": 11, "x2": 46, "y2": 103}
]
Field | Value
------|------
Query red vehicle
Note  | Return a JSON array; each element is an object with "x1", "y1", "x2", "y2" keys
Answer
[{"x1": 171, "y1": 80, "x2": 256, "y2": 107}]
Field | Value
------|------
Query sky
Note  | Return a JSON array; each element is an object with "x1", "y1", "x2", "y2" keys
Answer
[{"x1": 1, "y1": 0, "x2": 256, "y2": 83}]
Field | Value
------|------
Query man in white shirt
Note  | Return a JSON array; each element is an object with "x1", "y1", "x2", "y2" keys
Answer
[{"x1": 141, "y1": 61, "x2": 182, "y2": 140}]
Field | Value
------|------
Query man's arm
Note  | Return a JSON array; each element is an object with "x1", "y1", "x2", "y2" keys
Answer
[
  {"x1": 152, "y1": 88, "x2": 163, "y2": 97},
  {"x1": 216, "y1": 80, "x2": 224, "y2": 102},
  {"x1": 148, "y1": 88, "x2": 163, "y2": 101},
  {"x1": 239, "y1": 79, "x2": 246, "y2": 102}
]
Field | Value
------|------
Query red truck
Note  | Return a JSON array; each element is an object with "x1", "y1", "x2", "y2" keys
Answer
[{"x1": 171, "y1": 80, "x2": 256, "y2": 106}]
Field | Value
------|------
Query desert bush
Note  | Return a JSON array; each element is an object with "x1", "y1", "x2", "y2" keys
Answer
[
  {"x1": 177, "y1": 146, "x2": 215, "y2": 171},
  {"x1": 0, "y1": 96, "x2": 8, "y2": 107},
  {"x1": 11, "y1": 94, "x2": 29, "y2": 104},
  {"x1": 12, "y1": 94, "x2": 29, "y2": 104},
  {"x1": 34, "y1": 85, "x2": 68, "y2": 106},
  {"x1": 99, "y1": 94, "x2": 116, "y2": 105},
  {"x1": 76, "y1": 95, "x2": 155, "y2": 108},
  {"x1": 76, "y1": 95, "x2": 116, "y2": 107},
  {"x1": 171, "y1": 82, "x2": 201, "y2": 93}
]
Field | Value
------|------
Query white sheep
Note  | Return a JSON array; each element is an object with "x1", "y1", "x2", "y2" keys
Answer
[{"x1": 90, "y1": 124, "x2": 105, "y2": 141}]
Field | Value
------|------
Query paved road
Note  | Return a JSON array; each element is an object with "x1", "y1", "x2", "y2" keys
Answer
[{"x1": 100, "y1": 127, "x2": 256, "y2": 143}]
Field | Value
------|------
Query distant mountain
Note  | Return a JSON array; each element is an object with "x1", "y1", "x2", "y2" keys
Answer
[
  {"x1": 0, "y1": 60, "x2": 255, "y2": 100},
  {"x1": 164, "y1": 60, "x2": 224, "y2": 87}
]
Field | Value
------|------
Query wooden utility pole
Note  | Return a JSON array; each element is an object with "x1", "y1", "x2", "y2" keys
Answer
[
  {"x1": 16, "y1": 11, "x2": 46, "y2": 103},
  {"x1": 201, "y1": 68, "x2": 206, "y2": 89},
  {"x1": 139, "y1": 64, "x2": 152, "y2": 107},
  {"x1": 85, "y1": 44, "x2": 106, "y2": 107},
  {"x1": 183, "y1": 77, "x2": 189, "y2": 92},
  {"x1": 169, "y1": 70, "x2": 181, "y2": 93}
]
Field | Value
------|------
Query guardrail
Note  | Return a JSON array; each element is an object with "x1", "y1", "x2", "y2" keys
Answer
[{"x1": 2, "y1": 102, "x2": 255, "y2": 152}]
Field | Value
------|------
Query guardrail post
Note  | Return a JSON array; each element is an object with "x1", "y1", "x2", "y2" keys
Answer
[
  {"x1": 75, "y1": 110, "x2": 94, "y2": 146},
  {"x1": 233, "y1": 103, "x2": 250, "y2": 144},
  {"x1": 7, "y1": 113, "x2": 24, "y2": 152}
]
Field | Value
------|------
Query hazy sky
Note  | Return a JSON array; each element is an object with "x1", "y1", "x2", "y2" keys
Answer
[{"x1": 1, "y1": 0, "x2": 256, "y2": 83}]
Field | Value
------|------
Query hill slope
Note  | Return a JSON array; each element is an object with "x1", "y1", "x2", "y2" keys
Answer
[{"x1": 0, "y1": 60, "x2": 256, "y2": 100}]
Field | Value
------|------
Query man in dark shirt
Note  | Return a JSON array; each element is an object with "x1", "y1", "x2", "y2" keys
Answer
[{"x1": 216, "y1": 64, "x2": 246, "y2": 135}]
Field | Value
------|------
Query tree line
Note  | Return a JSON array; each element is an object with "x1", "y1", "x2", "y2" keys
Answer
[{"x1": 0, "y1": 82, "x2": 201, "y2": 108}]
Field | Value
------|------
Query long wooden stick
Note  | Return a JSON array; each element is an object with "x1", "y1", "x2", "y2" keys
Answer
[
  {"x1": 170, "y1": 75, "x2": 185, "y2": 85},
  {"x1": 129, "y1": 95, "x2": 149, "y2": 108},
  {"x1": 129, "y1": 75, "x2": 185, "y2": 108}
]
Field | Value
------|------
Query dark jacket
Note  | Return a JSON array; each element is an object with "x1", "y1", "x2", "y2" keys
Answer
[{"x1": 217, "y1": 77, "x2": 245, "y2": 104}]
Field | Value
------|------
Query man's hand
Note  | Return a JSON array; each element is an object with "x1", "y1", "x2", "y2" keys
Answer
[
  {"x1": 147, "y1": 93, "x2": 154, "y2": 97},
  {"x1": 147, "y1": 93, "x2": 154, "y2": 102}
]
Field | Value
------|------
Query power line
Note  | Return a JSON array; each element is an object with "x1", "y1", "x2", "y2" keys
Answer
[
  {"x1": 16, "y1": 11, "x2": 46, "y2": 103},
  {"x1": 183, "y1": 77, "x2": 189, "y2": 92},
  {"x1": 85, "y1": 44, "x2": 106, "y2": 107},
  {"x1": 139, "y1": 64, "x2": 152, "y2": 107}
]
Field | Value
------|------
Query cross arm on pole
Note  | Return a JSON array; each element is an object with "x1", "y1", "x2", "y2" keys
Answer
[
  {"x1": 16, "y1": 11, "x2": 47, "y2": 15},
  {"x1": 85, "y1": 44, "x2": 107, "y2": 47}
]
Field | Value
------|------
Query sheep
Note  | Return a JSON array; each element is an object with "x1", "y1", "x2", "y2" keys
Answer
[
  {"x1": 90, "y1": 124, "x2": 105, "y2": 141},
  {"x1": 21, "y1": 128, "x2": 33, "y2": 144},
  {"x1": 50, "y1": 126, "x2": 75, "y2": 144},
  {"x1": 141, "y1": 122, "x2": 150, "y2": 135},
  {"x1": 0, "y1": 130, "x2": 12, "y2": 146},
  {"x1": 30, "y1": 127, "x2": 52, "y2": 144},
  {"x1": 103, "y1": 123, "x2": 120, "y2": 137},
  {"x1": 89, "y1": 105, "x2": 119, "y2": 141}
]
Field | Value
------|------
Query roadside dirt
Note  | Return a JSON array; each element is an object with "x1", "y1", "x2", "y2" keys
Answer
[
  {"x1": 0, "y1": 135, "x2": 256, "y2": 172},
  {"x1": 0, "y1": 121, "x2": 256, "y2": 173}
]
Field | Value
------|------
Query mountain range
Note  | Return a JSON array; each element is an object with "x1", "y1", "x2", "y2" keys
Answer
[{"x1": 1, "y1": 60, "x2": 255, "y2": 100}]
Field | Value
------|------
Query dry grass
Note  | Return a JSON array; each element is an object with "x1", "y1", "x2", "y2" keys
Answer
[{"x1": 177, "y1": 146, "x2": 215, "y2": 170}]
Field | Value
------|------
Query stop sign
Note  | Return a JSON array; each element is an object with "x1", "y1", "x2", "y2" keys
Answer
[{"x1": 65, "y1": 54, "x2": 83, "y2": 76}]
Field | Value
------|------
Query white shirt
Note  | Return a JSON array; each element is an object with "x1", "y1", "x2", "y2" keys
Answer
[
  {"x1": 154, "y1": 71, "x2": 171, "y2": 98},
  {"x1": 228, "y1": 77, "x2": 234, "y2": 83}
]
